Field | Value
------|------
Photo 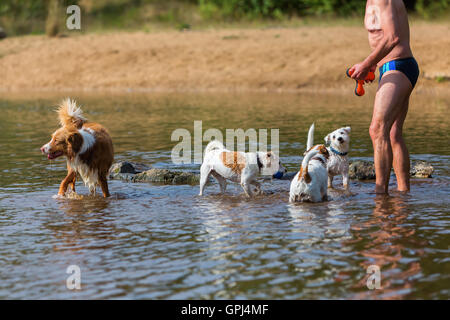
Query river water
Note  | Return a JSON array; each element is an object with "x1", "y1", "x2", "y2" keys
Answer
[{"x1": 0, "y1": 91, "x2": 448, "y2": 299}]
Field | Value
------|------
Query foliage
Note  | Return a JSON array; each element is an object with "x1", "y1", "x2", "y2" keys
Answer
[
  {"x1": 415, "y1": 0, "x2": 449, "y2": 18},
  {"x1": 0, "y1": 0, "x2": 448, "y2": 36},
  {"x1": 198, "y1": 0, "x2": 367, "y2": 19},
  {"x1": 198, "y1": 0, "x2": 450, "y2": 19}
]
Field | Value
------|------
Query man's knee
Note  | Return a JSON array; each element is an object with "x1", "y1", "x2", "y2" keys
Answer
[
  {"x1": 390, "y1": 125, "x2": 403, "y2": 145},
  {"x1": 369, "y1": 120, "x2": 390, "y2": 142}
]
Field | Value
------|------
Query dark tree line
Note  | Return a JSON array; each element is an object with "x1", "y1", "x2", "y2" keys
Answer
[
  {"x1": 198, "y1": 0, "x2": 448, "y2": 18},
  {"x1": 0, "y1": 0, "x2": 448, "y2": 36}
]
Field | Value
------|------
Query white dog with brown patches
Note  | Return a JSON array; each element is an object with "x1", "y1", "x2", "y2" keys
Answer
[
  {"x1": 308, "y1": 123, "x2": 351, "y2": 190},
  {"x1": 199, "y1": 140, "x2": 285, "y2": 197},
  {"x1": 289, "y1": 125, "x2": 330, "y2": 203}
]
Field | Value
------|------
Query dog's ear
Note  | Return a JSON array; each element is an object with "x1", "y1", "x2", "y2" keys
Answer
[
  {"x1": 324, "y1": 134, "x2": 331, "y2": 144},
  {"x1": 319, "y1": 145, "x2": 330, "y2": 159},
  {"x1": 67, "y1": 132, "x2": 83, "y2": 154},
  {"x1": 344, "y1": 126, "x2": 351, "y2": 134}
]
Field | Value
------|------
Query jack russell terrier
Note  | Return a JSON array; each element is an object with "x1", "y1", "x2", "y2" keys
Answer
[
  {"x1": 308, "y1": 123, "x2": 351, "y2": 190},
  {"x1": 199, "y1": 140, "x2": 286, "y2": 197},
  {"x1": 289, "y1": 125, "x2": 330, "y2": 203}
]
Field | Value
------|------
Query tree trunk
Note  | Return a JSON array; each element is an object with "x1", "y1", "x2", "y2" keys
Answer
[{"x1": 46, "y1": 0, "x2": 60, "y2": 37}]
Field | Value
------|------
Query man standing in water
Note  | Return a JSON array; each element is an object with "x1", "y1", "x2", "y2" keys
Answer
[{"x1": 349, "y1": 0, "x2": 419, "y2": 194}]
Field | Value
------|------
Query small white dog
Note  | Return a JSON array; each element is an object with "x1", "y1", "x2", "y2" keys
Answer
[
  {"x1": 289, "y1": 126, "x2": 330, "y2": 203},
  {"x1": 307, "y1": 123, "x2": 351, "y2": 190},
  {"x1": 199, "y1": 140, "x2": 285, "y2": 197}
]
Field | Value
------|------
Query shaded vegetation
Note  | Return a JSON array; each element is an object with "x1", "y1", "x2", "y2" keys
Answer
[{"x1": 0, "y1": 0, "x2": 448, "y2": 36}]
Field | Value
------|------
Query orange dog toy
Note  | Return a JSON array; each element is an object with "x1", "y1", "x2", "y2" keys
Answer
[{"x1": 346, "y1": 68, "x2": 375, "y2": 96}]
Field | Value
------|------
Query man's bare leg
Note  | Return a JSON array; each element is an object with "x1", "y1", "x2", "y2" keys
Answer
[
  {"x1": 390, "y1": 96, "x2": 411, "y2": 191},
  {"x1": 369, "y1": 71, "x2": 412, "y2": 194}
]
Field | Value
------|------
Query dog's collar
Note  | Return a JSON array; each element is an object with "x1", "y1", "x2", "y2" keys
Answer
[
  {"x1": 330, "y1": 146, "x2": 348, "y2": 156},
  {"x1": 256, "y1": 154, "x2": 263, "y2": 172}
]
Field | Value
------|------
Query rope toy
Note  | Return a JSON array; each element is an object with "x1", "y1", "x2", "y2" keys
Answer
[{"x1": 346, "y1": 68, "x2": 375, "y2": 96}]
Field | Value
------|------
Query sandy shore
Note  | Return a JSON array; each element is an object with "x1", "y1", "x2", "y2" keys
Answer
[{"x1": 0, "y1": 23, "x2": 449, "y2": 93}]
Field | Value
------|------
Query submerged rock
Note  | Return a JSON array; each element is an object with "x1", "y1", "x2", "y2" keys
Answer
[
  {"x1": 349, "y1": 160, "x2": 434, "y2": 180},
  {"x1": 109, "y1": 161, "x2": 200, "y2": 185},
  {"x1": 349, "y1": 161, "x2": 376, "y2": 180},
  {"x1": 110, "y1": 161, "x2": 151, "y2": 174},
  {"x1": 410, "y1": 161, "x2": 434, "y2": 178},
  {"x1": 109, "y1": 161, "x2": 151, "y2": 180},
  {"x1": 132, "y1": 169, "x2": 200, "y2": 185}
]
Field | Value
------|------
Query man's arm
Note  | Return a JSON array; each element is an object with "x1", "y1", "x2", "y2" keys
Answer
[{"x1": 350, "y1": 0, "x2": 400, "y2": 80}]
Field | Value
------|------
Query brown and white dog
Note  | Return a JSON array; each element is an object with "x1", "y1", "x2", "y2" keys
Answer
[
  {"x1": 40, "y1": 99, "x2": 114, "y2": 197},
  {"x1": 289, "y1": 140, "x2": 330, "y2": 203},
  {"x1": 199, "y1": 140, "x2": 285, "y2": 197}
]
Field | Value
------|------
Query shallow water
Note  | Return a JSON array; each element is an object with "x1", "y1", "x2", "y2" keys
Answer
[{"x1": 0, "y1": 91, "x2": 449, "y2": 299}]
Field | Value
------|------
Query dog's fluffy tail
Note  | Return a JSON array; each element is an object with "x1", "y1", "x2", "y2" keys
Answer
[
  {"x1": 300, "y1": 148, "x2": 319, "y2": 182},
  {"x1": 57, "y1": 98, "x2": 87, "y2": 128},
  {"x1": 204, "y1": 140, "x2": 225, "y2": 155},
  {"x1": 306, "y1": 123, "x2": 315, "y2": 151}
]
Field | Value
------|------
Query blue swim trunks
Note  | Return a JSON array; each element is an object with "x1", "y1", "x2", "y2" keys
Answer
[{"x1": 379, "y1": 57, "x2": 419, "y2": 88}]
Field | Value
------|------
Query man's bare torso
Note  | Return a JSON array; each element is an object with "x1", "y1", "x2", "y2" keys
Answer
[{"x1": 365, "y1": 0, "x2": 413, "y2": 66}]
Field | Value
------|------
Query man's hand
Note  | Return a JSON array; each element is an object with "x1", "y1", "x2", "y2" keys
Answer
[{"x1": 349, "y1": 62, "x2": 372, "y2": 81}]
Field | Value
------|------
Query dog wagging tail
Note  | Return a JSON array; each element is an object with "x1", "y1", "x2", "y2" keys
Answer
[{"x1": 40, "y1": 98, "x2": 114, "y2": 197}]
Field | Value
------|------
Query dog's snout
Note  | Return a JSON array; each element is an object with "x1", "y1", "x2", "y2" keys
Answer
[
  {"x1": 338, "y1": 137, "x2": 344, "y2": 142},
  {"x1": 40, "y1": 143, "x2": 49, "y2": 154}
]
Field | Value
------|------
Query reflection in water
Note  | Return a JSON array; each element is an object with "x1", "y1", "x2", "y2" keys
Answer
[
  {"x1": 350, "y1": 195, "x2": 425, "y2": 299},
  {"x1": 195, "y1": 195, "x2": 247, "y2": 243},
  {"x1": 45, "y1": 197, "x2": 117, "y2": 253}
]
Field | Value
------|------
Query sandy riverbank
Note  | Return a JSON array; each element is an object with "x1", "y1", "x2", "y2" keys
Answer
[{"x1": 0, "y1": 22, "x2": 449, "y2": 93}]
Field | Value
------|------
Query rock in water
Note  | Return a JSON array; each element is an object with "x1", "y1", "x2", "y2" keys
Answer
[
  {"x1": 132, "y1": 169, "x2": 200, "y2": 185},
  {"x1": 109, "y1": 161, "x2": 152, "y2": 180},
  {"x1": 110, "y1": 161, "x2": 151, "y2": 174},
  {"x1": 349, "y1": 161, "x2": 376, "y2": 180},
  {"x1": 349, "y1": 160, "x2": 434, "y2": 180},
  {"x1": 410, "y1": 161, "x2": 434, "y2": 178}
]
